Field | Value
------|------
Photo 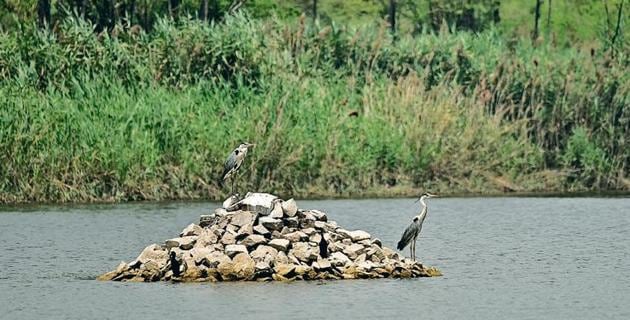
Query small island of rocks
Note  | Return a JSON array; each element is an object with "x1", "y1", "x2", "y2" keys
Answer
[{"x1": 98, "y1": 193, "x2": 441, "y2": 282}]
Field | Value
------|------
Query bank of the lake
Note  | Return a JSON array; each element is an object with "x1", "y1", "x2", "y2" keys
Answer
[{"x1": 0, "y1": 16, "x2": 627, "y2": 204}]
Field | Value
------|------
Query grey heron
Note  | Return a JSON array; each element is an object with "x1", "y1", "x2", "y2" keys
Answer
[
  {"x1": 219, "y1": 142, "x2": 255, "y2": 195},
  {"x1": 396, "y1": 192, "x2": 437, "y2": 261}
]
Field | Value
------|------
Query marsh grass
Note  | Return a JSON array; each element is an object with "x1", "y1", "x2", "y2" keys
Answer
[{"x1": 0, "y1": 15, "x2": 627, "y2": 203}]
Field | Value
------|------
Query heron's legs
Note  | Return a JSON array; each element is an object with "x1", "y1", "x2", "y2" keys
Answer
[
  {"x1": 409, "y1": 245, "x2": 413, "y2": 260},
  {"x1": 231, "y1": 176, "x2": 236, "y2": 195},
  {"x1": 412, "y1": 238, "x2": 416, "y2": 261}
]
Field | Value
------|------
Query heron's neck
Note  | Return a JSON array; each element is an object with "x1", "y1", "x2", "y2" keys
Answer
[{"x1": 419, "y1": 198, "x2": 428, "y2": 219}]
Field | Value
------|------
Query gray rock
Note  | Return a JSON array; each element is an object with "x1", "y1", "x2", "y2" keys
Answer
[
  {"x1": 348, "y1": 230, "x2": 371, "y2": 242},
  {"x1": 240, "y1": 234, "x2": 267, "y2": 248},
  {"x1": 283, "y1": 231, "x2": 307, "y2": 242},
  {"x1": 285, "y1": 217, "x2": 299, "y2": 228},
  {"x1": 220, "y1": 232, "x2": 236, "y2": 245},
  {"x1": 129, "y1": 244, "x2": 168, "y2": 268},
  {"x1": 250, "y1": 245, "x2": 278, "y2": 262},
  {"x1": 343, "y1": 243, "x2": 365, "y2": 260},
  {"x1": 268, "y1": 238, "x2": 290, "y2": 252},
  {"x1": 255, "y1": 261, "x2": 271, "y2": 271},
  {"x1": 281, "y1": 199, "x2": 298, "y2": 217},
  {"x1": 189, "y1": 247, "x2": 214, "y2": 264},
  {"x1": 259, "y1": 217, "x2": 283, "y2": 231},
  {"x1": 309, "y1": 233, "x2": 322, "y2": 244},
  {"x1": 229, "y1": 211, "x2": 256, "y2": 227},
  {"x1": 329, "y1": 251, "x2": 351, "y2": 266},
  {"x1": 313, "y1": 258, "x2": 331, "y2": 270},
  {"x1": 253, "y1": 224, "x2": 270, "y2": 237},
  {"x1": 232, "y1": 253, "x2": 256, "y2": 280},
  {"x1": 237, "y1": 223, "x2": 254, "y2": 239},
  {"x1": 237, "y1": 193, "x2": 278, "y2": 215},
  {"x1": 225, "y1": 244, "x2": 248, "y2": 258},
  {"x1": 290, "y1": 242, "x2": 319, "y2": 262},
  {"x1": 302, "y1": 227, "x2": 316, "y2": 236},
  {"x1": 273, "y1": 251, "x2": 290, "y2": 266},
  {"x1": 269, "y1": 199, "x2": 284, "y2": 219},
  {"x1": 199, "y1": 214, "x2": 218, "y2": 228},
  {"x1": 309, "y1": 209, "x2": 328, "y2": 221},
  {"x1": 195, "y1": 229, "x2": 219, "y2": 247},
  {"x1": 165, "y1": 236, "x2": 197, "y2": 250}
]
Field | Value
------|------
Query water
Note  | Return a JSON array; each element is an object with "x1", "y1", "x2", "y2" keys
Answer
[{"x1": 1, "y1": 197, "x2": 629, "y2": 319}]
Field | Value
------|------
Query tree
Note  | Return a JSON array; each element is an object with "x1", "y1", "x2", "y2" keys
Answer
[
  {"x1": 388, "y1": 0, "x2": 396, "y2": 34},
  {"x1": 532, "y1": 0, "x2": 543, "y2": 43},
  {"x1": 37, "y1": 0, "x2": 51, "y2": 27}
]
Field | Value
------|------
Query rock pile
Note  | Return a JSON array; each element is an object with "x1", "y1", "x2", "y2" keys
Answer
[{"x1": 98, "y1": 193, "x2": 441, "y2": 282}]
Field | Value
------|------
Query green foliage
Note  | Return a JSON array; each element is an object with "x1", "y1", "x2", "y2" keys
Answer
[{"x1": 0, "y1": 15, "x2": 627, "y2": 203}]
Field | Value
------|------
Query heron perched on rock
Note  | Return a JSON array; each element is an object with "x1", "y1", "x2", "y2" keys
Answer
[
  {"x1": 219, "y1": 142, "x2": 255, "y2": 195},
  {"x1": 397, "y1": 192, "x2": 438, "y2": 261}
]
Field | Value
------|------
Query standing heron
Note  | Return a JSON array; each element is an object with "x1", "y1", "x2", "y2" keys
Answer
[
  {"x1": 218, "y1": 142, "x2": 255, "y2": 195},
  {"x1": 397, "y1": 192, "x2": 438, "y2": 261}
]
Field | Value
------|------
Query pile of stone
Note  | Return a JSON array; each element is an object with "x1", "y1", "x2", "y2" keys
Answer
[{"x1": 98, "y1": 193, "x2": 441, "y2": 282}]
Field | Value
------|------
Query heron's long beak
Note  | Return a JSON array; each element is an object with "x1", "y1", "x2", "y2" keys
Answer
[
  {"x1": 428, "y1": 193, "x2": 438, "y2": 198},
  {"x1": 247, "y1": 143, "x2": 256, "y2": 148}
]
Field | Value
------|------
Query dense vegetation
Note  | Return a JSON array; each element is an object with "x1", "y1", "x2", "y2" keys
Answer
[{"x1": 0, "y1": 4, "x2": 628, "y2": 203}]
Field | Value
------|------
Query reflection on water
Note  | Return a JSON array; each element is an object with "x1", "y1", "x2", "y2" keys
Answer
[{"x1": 1, "y1": 197, "x2": 629, "y2": 319}]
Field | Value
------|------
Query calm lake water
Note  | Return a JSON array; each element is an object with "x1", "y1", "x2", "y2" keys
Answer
[{"x1": 1, "y1": 197, "x2": 629, "y2": 319}]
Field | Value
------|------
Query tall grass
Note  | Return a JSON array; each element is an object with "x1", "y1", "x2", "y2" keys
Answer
[{"x1": 0, "y1": 15, "x2": 627, "y2": 203}]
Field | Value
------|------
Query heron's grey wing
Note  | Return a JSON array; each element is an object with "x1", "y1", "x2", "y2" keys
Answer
[
  {"x1": 221, "y1": 150, "x2": 238, "y2": 180},
  {"x1": 397, "y1": 221, "x2": 419, "y2": 250}
]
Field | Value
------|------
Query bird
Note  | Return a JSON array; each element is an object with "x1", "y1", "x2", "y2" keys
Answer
[
  {"x1": 397, "y1": 192, "x2": 438, "y2": 261},
  {"x1": 168, "y1": 251, "x2": 182, "y2": 278},
  {"x1": 218, "y1": 142, "x2": 255, "y2": 195}
]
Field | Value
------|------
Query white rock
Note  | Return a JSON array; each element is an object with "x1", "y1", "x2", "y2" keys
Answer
[
  {"x1": 259, "y1": 217, "x2": 283, "y2": 231},
  {"x1": 268, "y1": 239, "x2": 290, "y2": 252},
  {"x1": 281, "y1": 199, "x2": 298, "y2": 217},
  {"x1": 283, "y1": 231, "x2": 307, "y2": 242},
  {"x1": 236, "y1": 193, "x2": 278, "y2": 214},
  {"x1": 165, "y1": 236, "x2": 197, "y2": 250},
  {"x1": 253, "y1": 224, "x2": 270, "y2": 236},
  {"x1": 329, "y1": 252, "x2": 350, "y2": 266},
  {"x1": 240, "y1": 234, "x2": 267, "y2": 248},
  {"x1": 225, "y1": 244, "x2": 248, "y2": 258},
  {"x1": 180, "y1": 223, "x2": 202, "y2": 237},
  {"x1": 343, "y1": 243, "x2": 365, "y2": 259},
  {"x1": 348, "y1": 230, "x2": 371, "y2": 242}
]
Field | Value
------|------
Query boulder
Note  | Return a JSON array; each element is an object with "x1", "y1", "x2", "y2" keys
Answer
[
  {"x1": 180, "y1": 223, "x2": 202, "y2": 237},
  {"x1": 329, "y1": 251, "x2": 351, "y2": 267},
  {"x1": 285, "y1": 217, "x2": 299, "y2": 228},
  {"x1": 268, "y1": 239, "x2": 290, "y2": 252},
  {"x1": 225, "y1": 244, "x2": 248, "y2": 258},
  {"x1": 348, "y1": 230, "x2": 371, "y2": 242},
  {"x1": 165, "y1": 236, "x2": 197, "y2": 250},
  {"x1": 199, "y1": 214, "x2": 218, "y2": 228},
  {"x1": 237, "y1": 193, "x2": 278, "y2": 214},
  {"x1": 195, "y1": 229, "x2": 219, "y2": 247},
  {"x1": 250, "y1": 245, "x2": 278, "y2": 262},
  {"x1": 232, "y1": 253, "x2": 256, "y2": 280},
  {"x1": 240, "y1": 234, "x2": 267, "y2": 248},
  {"x1": 259, "y1": 217, "x2": 283, "y2": 231},
  {"x1": 204, "y1": 251, "x2": 231, "y2": 268},
  {"x1": 269, "y1": 199, "x2": 284, "y2": 218},
  {"x1": 129, "y1": 244, "x2": 168, "y2": 268},
  {"x1": 290, "y1": 242, "x2": 319, "y2": 263},
  {"x1": 343, "y1": 243, "x2": 365, "y2": 260},
  {"x1": 220, "y1": 232, "x2": 236, "y2": 245},
  {"x1": 312, "y1": 258, "x2": 331, "y2": 271},
  {"x1": 229, "y1": 211, "x2": 256, "y2": 227},
  {"x1": 308, "y1": 210, "x2": 328, "y2": 221},
  {"x1": 253, "y1": 224, "x2": 271, "y2": 237},
  {"x1": 283, "y1": 231, "x2": 307, "y2": 242},
  {"x1": 281, "y1": 199, "x2": 298, "y2": 217},
  {"x1": 190, "y1": 247, "x2": 214, "y2": 264}
]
